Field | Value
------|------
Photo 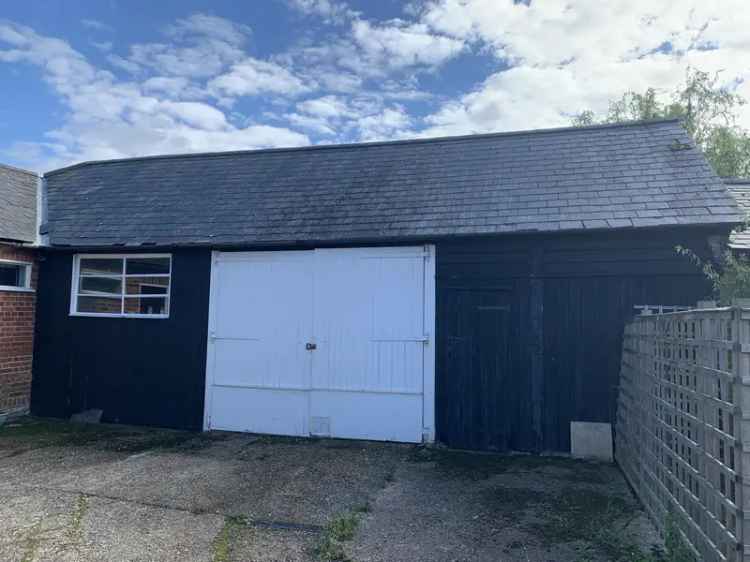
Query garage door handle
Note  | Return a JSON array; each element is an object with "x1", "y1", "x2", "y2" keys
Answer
[{"x1": 306, "y1": 343, "x2": 317, "y2": 350}]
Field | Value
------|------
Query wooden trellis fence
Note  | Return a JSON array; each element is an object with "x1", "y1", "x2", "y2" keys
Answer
[{"x1": 616, "y1": 304, "x2": 750, "y2": 562}]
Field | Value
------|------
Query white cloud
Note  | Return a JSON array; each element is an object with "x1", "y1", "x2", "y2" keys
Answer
[
  {"x1": 413, "y1": 0, "x2": 750, "y2": 136},
  {"x1": 3, "y1": 2, "x2": 750, "y2": 171},
  {"x1": 351, "y1": 19, "x2": 464, "y2": 71},
  {"x1": 107, "y1": 53, "x2": 140, "y2": 74},
  {"x1": 287, "y1": 0, "x2": 358, "y2": 24},
  {"x1": 0, "y1": 19, "x2": 309, "y2": 170},
  {"x1": 92, "y1": 40, "x2": 113, "y2": 52},
  {"x1": 142, "y1": 76, "x2": 189, "y2": 96},
  {"x1": 208, "y1": 58, "x2": 311, "y2": 101},
  {"x1": 358, "y1": 106, "x2": 413, "y2": 141},
  {"x1": 110, "y1": 13, "x2": 251, "y2": 79},
  {"x1": 282, "y1": 14, "x2": 465, "y2": 85},
  {"x1": 285, "y1": 94, "x2": 412, "y2": 141},
  {"x1": 81, "y1": 19, "x2": 113, "y2": 33},
  {"x1": 285, "y1": 112, "x2": 337, "y2": 135},
  {"x1": 104, "y1": 12, "x2": 311, "y2": 106},
  {"x1": 297, "y1": 95, "x2": 353, "y2": 119},
  {"x1": 166, "y1": 13, "x2": 251, "y2": 46}
]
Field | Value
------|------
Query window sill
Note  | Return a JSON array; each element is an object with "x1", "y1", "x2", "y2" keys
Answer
[
  {"x1": 0, "y1": 286, "x2": 34, "y2": 293},
  {"x1": 69, "y1": 312, "x2": 170, "y2": 319}
]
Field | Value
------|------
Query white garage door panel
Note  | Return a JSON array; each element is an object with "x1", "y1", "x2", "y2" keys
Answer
[
  {"x1": 210, "y1": 386, "x2": 308, "y2": 436},
  {"x1": 212, "y1": 339, "x2": 308, "y2": 389},
  {"x1": 364, "y1": 341, "x2": 424, "y2": 394},
  {"x1": 313, "y1": 248, "x2": 425, "y2": 394},
  {"x1": 310, "y1": 391, "x2": 423, "y2": 442},
  {"x1": 214, "y1": 254, "x2": 312, "y2": 340},
  {"x1": 205, "y1": 246, "x2": 435, "y2": 443}
]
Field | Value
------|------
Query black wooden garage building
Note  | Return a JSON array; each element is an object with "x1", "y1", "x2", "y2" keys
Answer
[{"x1": 30, "y1": 119, "x2": 743, "y2": 453}]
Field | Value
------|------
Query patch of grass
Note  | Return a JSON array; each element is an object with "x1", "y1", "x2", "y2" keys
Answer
[
  {"x1": 409, "y1": 446, "x2": 608, "y2": 482},
  {"x1": 383, "y1": 468, "x2": 396, "y2": 484},
  {"x1": 353, "y1": 502, "x2": 371, "y2": 514},
  {"x1": 322, "y1": 440, "x2": 365, "y2": 450},
  {"x1": 68, "y1": 494, "x2": 89, "y2": 541},
  {"x1": 489, "y1": 487, "x2": 548, "y2": 513},
  {"x1": 20, "y1": 520, "x2": 42, "y2": 562},
  {"x1": 529, "y1": 488, "x2": 648, "y2": 561},
  {"x1": 313, "y1": 512, "x2": 362, "y2": 561},
  {"x1": 245, "y1": 434, "x2": 311, "y2": 446},
  {"x1": 661, "y1": 516, "x2": 698, "y2": 562},
  {"x1": 0, "y1": 417, "x2": 222, "y2": 454},
  {"x1": 328, "y1": 513, "x2": 359, "y2": 542},
  {"x1": 212, "y1": 515, "x2": 248, "y2": 562}
]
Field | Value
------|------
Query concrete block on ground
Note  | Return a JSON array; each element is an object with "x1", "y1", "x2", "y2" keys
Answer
[
  {"x1": 570, "y1": 422, "x2": 613, "y2": 462},
  {"x1": 71, "y1": 409, "x2": 103, "y2": 424}
]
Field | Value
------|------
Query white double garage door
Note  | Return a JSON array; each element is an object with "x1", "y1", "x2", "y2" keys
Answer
[{"x1": 204, "y1": 246, "x2": 435, "y2": 443}]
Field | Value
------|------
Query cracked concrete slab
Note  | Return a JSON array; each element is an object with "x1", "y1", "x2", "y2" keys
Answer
[
  {"x1": 0, "y1": 419, "x2": 661, "y2": 562},
  {"x1": 0, "y1": 437, "x2": 402, "y2": 523},
  {"x1": 347, "y1": 449, "x2": 662, "y2": 562},
  {"x1": 81, "y1": 495, "x2": 224, "y2": 562},
  {"x1": 0, "y1": 487, "x2": 77, "y2": 562},
  {"x1": 228, "y1": 525, "x2": 317, "y2": 562}
]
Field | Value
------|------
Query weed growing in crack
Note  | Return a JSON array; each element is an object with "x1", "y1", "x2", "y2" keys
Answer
[
  {"x1": 314, "y1": 512, "x2": 362, "y2": 561},
  {"x1": 68, "y1": 494, "x2": 89, "y2": 541},
  {"x1": 211, "y1": 515, "x2": 248, "y2": 562},
  {"x1": 20, "y1": 520, "x2": 43, "y2": 562}
]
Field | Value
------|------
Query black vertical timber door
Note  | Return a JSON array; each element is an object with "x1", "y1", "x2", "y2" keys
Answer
[{"x1": 438, "y1": 286, "x2": 526, "y2": 451}]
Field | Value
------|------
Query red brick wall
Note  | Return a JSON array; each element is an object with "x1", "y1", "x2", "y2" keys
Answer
[{"x1": 0, "y1": 244, "x2": 37, "y2": 415}]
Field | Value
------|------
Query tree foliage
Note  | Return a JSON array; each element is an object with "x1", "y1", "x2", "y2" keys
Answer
[
  {"x1": 573, "y1": 69, "x2": 750, "y2": 178},
  {"x1": 675, "y1": 245, "x2": 750, "y2": 305}
]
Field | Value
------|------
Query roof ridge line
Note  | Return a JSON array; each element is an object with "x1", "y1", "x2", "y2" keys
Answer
[
  {"x1": 43, "y1": 117, "x2": 684, "y2": 177},
  {"x1": 0, "y1": 162, "x2": 40, "y2": 177}
]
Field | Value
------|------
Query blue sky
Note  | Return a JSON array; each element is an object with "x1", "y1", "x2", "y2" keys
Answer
[{"x1": 1, "y1": 1, "x2": 748, "y2": 171}]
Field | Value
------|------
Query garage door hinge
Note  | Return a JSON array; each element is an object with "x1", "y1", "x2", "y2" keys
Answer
[{"x1": 209, "y1": 331, "x2": 216, "y2": 341}]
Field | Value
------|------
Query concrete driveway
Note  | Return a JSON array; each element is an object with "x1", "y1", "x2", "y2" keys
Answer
[{"x1": 0, "y1": 418, "x2": 660, "y2": 562}]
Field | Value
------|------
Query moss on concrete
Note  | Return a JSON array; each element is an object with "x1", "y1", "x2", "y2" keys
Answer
[
  {"x1": 409, "y1": 446, "x2": 609, "y2": 483},
  {"x1": 211, "y1": 515, "x2": 248, "y2": 562},
  {"x1": 68, "y1": 494, "x2": 89, "y2": 542},
  {"x1": 0, "y1": 416, "x2": 224, "y2": 454}
]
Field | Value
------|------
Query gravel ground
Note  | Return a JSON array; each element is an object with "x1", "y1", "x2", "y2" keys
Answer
[{"x1": 0, "y1": 418, "x2": 661, "y2": 562}]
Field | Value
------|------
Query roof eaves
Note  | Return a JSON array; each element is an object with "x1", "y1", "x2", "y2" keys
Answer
[{"x1": 724, "y1": 177, "x2": 750, "y2": 185}]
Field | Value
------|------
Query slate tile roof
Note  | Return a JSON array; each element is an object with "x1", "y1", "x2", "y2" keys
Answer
[
  {"x1": 43, "y1": 119, "x2": 744, "y2": 248},
  {"x1": 725, "y1": 178, "x2": 750, "y2": 249},
  {"x1": 0, "y1": 164, "x2": 37, "y2": 243}
]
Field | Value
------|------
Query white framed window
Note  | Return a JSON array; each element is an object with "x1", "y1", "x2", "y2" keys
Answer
[
  {"x1": 70, "y1": 254, "x2": 171, "y2": 318},
  {"x1": 0, "y1": 260, "x2": 32, "y2": 292}
]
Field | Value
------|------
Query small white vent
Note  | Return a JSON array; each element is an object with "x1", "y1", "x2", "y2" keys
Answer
[{"x1": 310, "y1": 416, "x2": 331, "y2": 437}]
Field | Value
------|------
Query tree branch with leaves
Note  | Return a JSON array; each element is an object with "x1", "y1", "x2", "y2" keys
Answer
[{"x1": 573, "y1": 68, "x2": 750, "y2": 178}]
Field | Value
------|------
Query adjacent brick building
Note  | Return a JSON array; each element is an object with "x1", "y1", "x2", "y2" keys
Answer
[{"x1": 0, "y1": 164, "x2": 38, "y2": 419}]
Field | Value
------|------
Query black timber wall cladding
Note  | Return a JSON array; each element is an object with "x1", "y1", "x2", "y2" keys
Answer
[
  {"x1": 31, "y1": 248, "x2": 211, "y2": 430},
  {"x1": 436, "y1": 227, "x2": 722, "y2": 453}
]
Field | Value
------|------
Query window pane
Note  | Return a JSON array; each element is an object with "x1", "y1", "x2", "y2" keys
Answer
[
  {"x1": 80, "y1": 276, "x2": 122, "y2": 295},
  {"x1": 126, "y1": 257, "x2": 170, "y2": 275},
  {"x1": 125, "y1": 276, "x2": 169, "y2": 295},
  {"x1": 80, "y1": 258, "x2": 123, "y2": 275},
  {"x1": 77, "y1": 296, "x2": 122, "y2": 314},
  {"x1": 124, "y1": 296, "x2": 168, "y2": 315},
  {"x1": 0, "y1": 264, "x2": 22, "y2": 287}
]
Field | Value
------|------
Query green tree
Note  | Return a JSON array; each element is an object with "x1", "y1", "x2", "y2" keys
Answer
[{"x1": 572, "y1": 69, "x2": 750, "y2": 178}]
